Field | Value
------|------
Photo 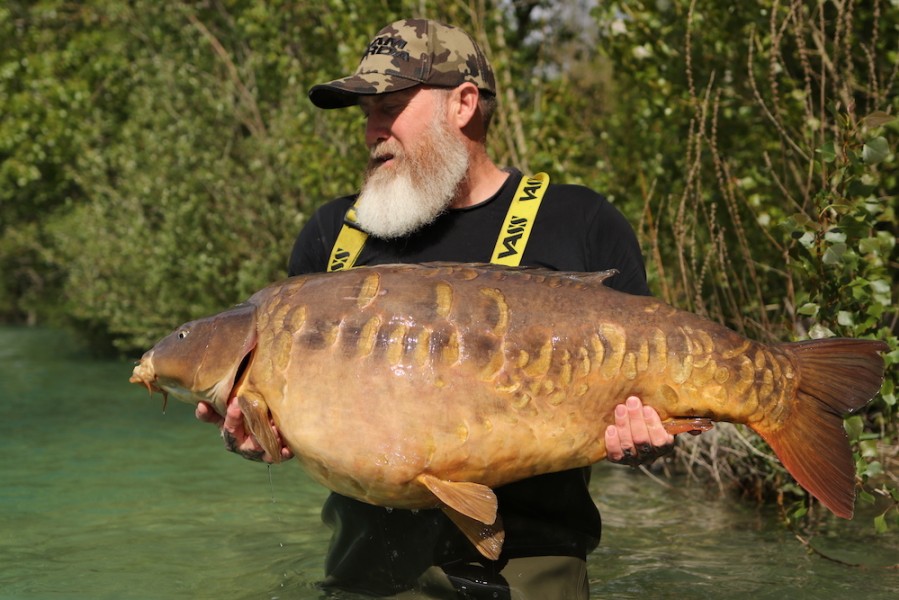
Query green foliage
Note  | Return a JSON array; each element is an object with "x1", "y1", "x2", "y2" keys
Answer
[
  {"x1": 41, "y1": 1, "x2": 307, "y2": 351},
  {"x1": 787, "y1": 109, "x2": 898, "y2": 529},
  {"x1": 786, "y1": 113, "x2": 896, "y2": 343},
  {"x1": 590, "y1": 0, "x2": 898, "y2": 525},
  {"x1": 0, "y1": 1, "x2": 127, "y2": 324}
]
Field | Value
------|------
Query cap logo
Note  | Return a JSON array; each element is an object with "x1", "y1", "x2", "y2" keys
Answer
[{"x1": 366, "y1": 36, "x2": 410, "y2": 61}]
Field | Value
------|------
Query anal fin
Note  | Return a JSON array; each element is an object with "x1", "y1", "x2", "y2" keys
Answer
[
  {"x1": 663, "y1": 417, "x2": 715, "y2": 436},
  {"x1": 442, "y1": 505, "x2": 505, "y2": 561}
]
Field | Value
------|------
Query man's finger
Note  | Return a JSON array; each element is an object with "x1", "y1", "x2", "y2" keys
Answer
[
  {"x1": 643, "y1": 405, "x2": 675, "y2": 446},
  {"x1": 224, "y1": 399, "x2": 245, "y2": 431},
  {"x1": 604, "y1": 425, "x2": 623, "y2": 461},
  {"x1": 195, "y1": 402, "x2": 224, "y2": 426},
  {"x1": 624, "y1": 396, "x2": 651, "y2": 445},
  {"x1": 613, "y1": 402, "x2": 634, "y2": 450}
]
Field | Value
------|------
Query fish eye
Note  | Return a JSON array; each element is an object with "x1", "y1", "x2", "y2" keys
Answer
[{"x1": 178, "y1": 329, "x2": 190, "y2": 340}]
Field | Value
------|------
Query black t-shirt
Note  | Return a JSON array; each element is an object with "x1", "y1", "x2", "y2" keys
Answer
[{"x1": 288, "y1": 169, "x2": 650, "y2": 594}]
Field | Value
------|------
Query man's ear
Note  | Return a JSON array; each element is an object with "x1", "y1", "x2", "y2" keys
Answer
[{"x1": 451, "y1": 82, "x2": 480, "y2": 129}]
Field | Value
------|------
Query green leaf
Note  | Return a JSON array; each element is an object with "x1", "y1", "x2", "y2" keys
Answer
[
  {"x1": 859, "y1": 440, "x2": 879, "y2": 459},
  {"x1": 862, "y1": 460, "x2": 884, "y2": 477},
  {"x1": 866, "y1": 303, "x2": 885, "y2": 320},
  {"x1": 809, "y1": 323, "x2": 836, "y2": 339},
  {"x1": 874, "y1": 514, "x2": 888, "y2": 534},
  {"x1": 837, "y1": 310, "x2": 854, "y2": 326},
  {"x1": 798, "y1": 302, "x2": 819, "y2": 316},
  {"x1": 844, "y1": 414, "x2": 864, "y2": 440},
  {"x1": 862, "y1": 111, "x2": 897, "y2": 128},
  {"x1": 817, "y1": 141, "x2": 836, "y2": 163},
  {"x1": 790, "y1": 212, "x2": 812, "y2": 227},
  {"x1": 798, "y1": 231, "x2": 815, "y2": 249},
  {"x1": 870, "y1": 279, "x2": 891, "y2": 295},
  {"x1": 859, "y1": 237, "x2": 882, "y2": 255},
  {"x1": 862, "y1": 136, "x2": 890, "y2": 165},
  {"x1": 822, "y1": 242, "x2": 847, "y2": 265},
  {"x1": 824, "y1": 230, "x2": 847, "y2": 243}
]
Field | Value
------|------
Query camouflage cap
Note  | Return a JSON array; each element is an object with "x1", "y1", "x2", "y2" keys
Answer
[{"x1": 309, "y1": 19, "x2": 496, "y2": 109}]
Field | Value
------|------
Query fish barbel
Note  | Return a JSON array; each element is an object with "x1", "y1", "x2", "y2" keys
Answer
[{"x1": 130, "y1": 263, "x2": 887, "y2": 559}]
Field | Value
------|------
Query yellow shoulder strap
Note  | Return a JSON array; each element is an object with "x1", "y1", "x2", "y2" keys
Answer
[
  {"x1": 327, "y1": 172, "x2": 550, "y2": 272},
  {"x1": 490, "y1": 172, "x2": 550, "y2": 266},
  {"x1": 327, "y1": 205, "x2": 368, "y2": 272}
]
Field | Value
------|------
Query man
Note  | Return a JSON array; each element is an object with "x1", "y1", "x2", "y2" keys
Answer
[{"x1": 197, "y1": 18, "x2": 676, "y2": 599}]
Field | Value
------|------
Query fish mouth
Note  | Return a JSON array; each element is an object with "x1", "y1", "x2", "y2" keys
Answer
[
  {"x1": 130, "y1": 355, "x2": 171, "y2": 410},
  {"x1": 130, "y1": 357, "x2": 161, "y2": 393}
]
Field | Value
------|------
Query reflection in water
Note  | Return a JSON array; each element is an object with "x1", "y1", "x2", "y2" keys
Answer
[{"x1": 1, "y1": 327, "x2": 896, "y2": 599}]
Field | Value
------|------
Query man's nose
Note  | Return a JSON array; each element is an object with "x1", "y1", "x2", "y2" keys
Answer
[{"x1": 365, "y1": 115, "x2": 390, "y2": 148}]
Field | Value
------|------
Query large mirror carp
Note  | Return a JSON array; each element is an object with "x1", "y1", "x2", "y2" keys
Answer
[{"x1": 130, "y1": 263, "x2": 888, "y2": 559}]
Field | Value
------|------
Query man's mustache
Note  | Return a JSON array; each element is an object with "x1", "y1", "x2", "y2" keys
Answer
[{"x1": 369, "y1": 141, "x2": 403, "y2": 161}]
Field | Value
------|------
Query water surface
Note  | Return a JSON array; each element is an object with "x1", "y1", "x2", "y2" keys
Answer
[{"x1": 2, "y1": 327, "x2": 896, "y2": 598}]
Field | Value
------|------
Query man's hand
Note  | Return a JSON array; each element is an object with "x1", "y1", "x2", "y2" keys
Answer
[
  {"x1": 195, "y1": 398, "x2": 294, "y2": 463},
  {"x1": 604, "y1": 396, "x2": 675, "y2": 466}
]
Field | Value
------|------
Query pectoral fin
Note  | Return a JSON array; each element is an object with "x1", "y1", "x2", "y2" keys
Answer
[
  {"x1": 416, "y1": 473, "x2": 504, "y2": 560},
  {"x1": 237, "y1": 394, "x2": 282, "y2": 463}
]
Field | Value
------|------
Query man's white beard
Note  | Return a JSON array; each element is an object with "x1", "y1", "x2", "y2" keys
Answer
[{"x1": 354, "y1": 118, "x2": 469, "y2": 239}]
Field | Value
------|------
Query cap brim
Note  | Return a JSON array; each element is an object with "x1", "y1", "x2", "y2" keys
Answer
[
  {"x1": 308, "y1": 83, "x2": 366, "y2": 109},
  {"x1": 308, "y1": 73, "x2": 422, "y2": 109}
]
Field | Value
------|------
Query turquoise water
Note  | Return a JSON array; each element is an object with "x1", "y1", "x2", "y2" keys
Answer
[{"x1": 2, "y1": 326, "x2": 897, "y2": 599}]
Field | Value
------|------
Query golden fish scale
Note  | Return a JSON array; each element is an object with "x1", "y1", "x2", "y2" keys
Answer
[{"x1": 243, "y1": 265, "x2": 797, "y2": 508}]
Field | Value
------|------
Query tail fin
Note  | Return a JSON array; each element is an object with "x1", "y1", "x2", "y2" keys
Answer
[{"x1": 756, "y1": 338, "x2": 887, "y2": 518}]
